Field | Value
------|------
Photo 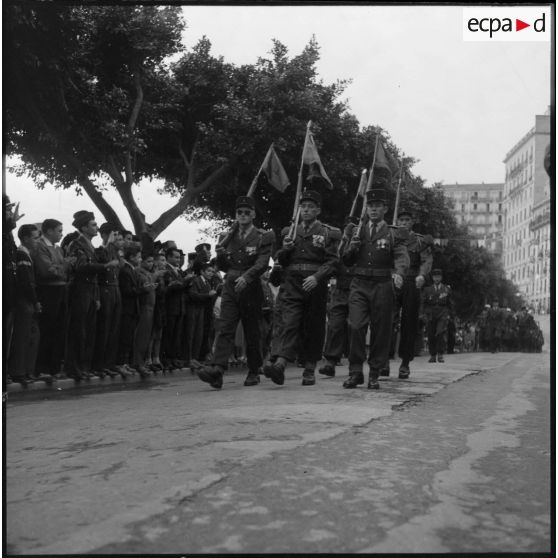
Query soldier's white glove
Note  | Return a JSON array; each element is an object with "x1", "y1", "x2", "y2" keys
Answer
[
  {"x1": 415, "y1": 275, "x2": 425, "y2": 288},
  {"x1": 392, "y1": 273, "x2": 403, "y2": 289}
]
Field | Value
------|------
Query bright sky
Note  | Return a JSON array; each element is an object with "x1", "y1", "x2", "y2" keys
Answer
[{"x1": 5, "y1": 4, "x2": 552, "y2": 251}]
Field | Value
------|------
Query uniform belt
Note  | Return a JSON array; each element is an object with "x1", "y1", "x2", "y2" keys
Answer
[
  {"x1": 99, "y1": 281, "x2": 119, "y2": 286},
  {"x1": 286, "y1": 263, "x2": 321, "y2": 272},
  {"x1": 353, "y1": 267, "x2": 391, "y2": 278}
]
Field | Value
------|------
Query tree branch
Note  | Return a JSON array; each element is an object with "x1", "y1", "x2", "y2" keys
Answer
[{"x1": 150, "y1": 161, "x2": 233, "y2": 239}]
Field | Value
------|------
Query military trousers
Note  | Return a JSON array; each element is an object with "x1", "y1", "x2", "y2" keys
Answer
[
  {"x1": 92, "y1": 285, "x2": 121, "y2": 371},
  {"x1": 398, "y1": 279, "x2": 421, "y2": 363},
  {"x1": 36, "y1": 284, "x2": 68, "y2": 375},
  {"x1": 426, "y1": 307, "x2": 449, "y2": 356},
  {"x1": 348, "y1": 278, "x2": 394, "y2": 373},
  {"x1": 322, "y1": 286, "x2": 350, "y2": 362},
  {"x1": 213, "y1": 278, "x2": 263, "y2": 373},
  {"x1": 274, "y1": 273, "x2": 328, "y2": 364}
]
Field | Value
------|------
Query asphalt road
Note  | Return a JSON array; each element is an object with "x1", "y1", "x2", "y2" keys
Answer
[{"x1": 5, "y1": 315, "x2": 551, "y2": 554}]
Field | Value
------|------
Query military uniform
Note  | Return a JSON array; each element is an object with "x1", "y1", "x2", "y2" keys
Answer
[
  {"x1": 421, "y1": 271, "x2": 453, "y2": 362},
  {"x1": 265, "y1": 190, "x2": 340, "y2": 386},
  {"x1": 396, "y1": 230, "x2": 432, "y2": 375},
  {"x1": 319, "y1": 263, "x2": 354, "y2": 377},
  {"x1": 486, "y1": 304, "x2": 504, "y2": 353},
  {"x1": 196, "y1": 196, "x2": 275, "y2": 389},
  {"x1": 260, "y1": 274, "x2": 275, "y2": 360},
  {"x1": 342, "y1": 191, "x2": 409, "y2": 389}
]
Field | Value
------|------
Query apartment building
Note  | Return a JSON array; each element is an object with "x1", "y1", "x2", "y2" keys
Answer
[
  {"x1": 443, "y1": 182, "x2": 504, "y2": 255},
  {"x1": 502, "y1": 112, "x2": 551, "y2": 309}
]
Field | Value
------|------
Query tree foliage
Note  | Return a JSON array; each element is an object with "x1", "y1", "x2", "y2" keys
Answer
[{"x1": 4, "y1": 4, "x2": 518, "y2": 321}]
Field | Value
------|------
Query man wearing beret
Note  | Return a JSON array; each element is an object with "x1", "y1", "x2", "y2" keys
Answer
[
  {"x1": 395, "y1": 209, "x2": 433, "y2": 379},
  {"x1": 65, "y1": 211, "x2": 120, "y2": 380},
  {"x1": 421, "y1": 268, "x2": 453, "y2": 363},
  {"x1": 341, "y1": 188, "x2": 409, "y2": 390},
  {"x1": 263, "y1": 190, "x2": 341, "y2": 387},
  {"x1": 194, "y1": 196, "x2": 275, "y2": 388}
]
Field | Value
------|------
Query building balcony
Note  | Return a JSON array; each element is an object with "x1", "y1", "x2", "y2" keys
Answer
[{"x1": 529, "y1": 212, "x2": 551, "y2": 231}]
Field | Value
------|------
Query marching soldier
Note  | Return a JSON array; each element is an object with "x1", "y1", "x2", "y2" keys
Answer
[
  {"x1": 395, "y1": 210, "x2": 433, "y2": 378},
  {"x1": 486, "y1": 299, "x2": 503, "y2": 353},
  {"x1": 318, "y1": 250, "x2": 354, "y2": 377},
  {"x1": 341, "y1": 188, "x2": 409, "y2": 389},
  {"x1": 264, "y1": 189, "x2": 341, "y2": 387},
  {"x1": 194, "y1": 196, "x2": 275, "y2": 388},
  {"x1": 421, "y1": 268, "x2": 453, "y2": 363}
]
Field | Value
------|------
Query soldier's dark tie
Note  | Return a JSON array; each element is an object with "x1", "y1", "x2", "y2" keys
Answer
[{"x1": 370, "y1": 223, "x2": 376, "y2": 238}]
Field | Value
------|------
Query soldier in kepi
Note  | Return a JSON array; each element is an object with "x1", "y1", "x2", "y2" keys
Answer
[
  {"x1": 341, "y1": 188, "x2": 409, "y2": 390},
  {"x1": 395, "y1": 209, "x2": 433, "y2": 379},
  {"x1": 193, "y1": 196, "x2": 275, "y2": 389},
  {"x1": 421, "y1": 268, "x2": 453, "y2": 363},
  {"x1": 264, "y1": 190, "x2": 341, "y2": 387}
]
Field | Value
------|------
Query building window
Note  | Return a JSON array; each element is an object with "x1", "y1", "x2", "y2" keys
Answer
[
  {"x1": 486, "y1": 203, "x2": 490, "y2": 212},
  {"x1": 473, "y1": 203, "x2": 477, "y2": 210},
  {"x1": 498, "y1": 204, "x2": 502, "y2": 211},
  {"x1": 473, "y1": 191, "x2": 478, "y2": 199},
  {"x1": 498, "y1": 215, "x2": 502, "y2": 224},
  {"x1": 461, "y1": 204, "x2": 465, "y2": 212}
]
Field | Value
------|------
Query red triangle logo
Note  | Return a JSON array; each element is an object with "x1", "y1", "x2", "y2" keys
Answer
[{"x1": 516, "y1": 19, "x2": 530, "y2": 31}]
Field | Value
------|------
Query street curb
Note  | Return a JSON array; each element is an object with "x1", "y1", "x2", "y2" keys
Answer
[{"x1": 4, "y1": 366, "x2": 200, "y2": 397}]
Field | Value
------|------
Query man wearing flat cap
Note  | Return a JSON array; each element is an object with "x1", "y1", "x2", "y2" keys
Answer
[
  {"x1": 421, "y1": 268, "x2": 453, "y2": 363},
  {"x1": 263, "y1": 189, "x2": 341, "y2": 387},
  {"x1": 194, "y1": 196, "x2": 275, "y2": 389},
  {"x1": 65, "y1": 211, "x2": 119, "y2": 380},
  {"x1": 394, "y1": 209, "x2": 433, "y2": 379},
  {"x1": 341, "y1": 187, "x2": 409, "y2": 390}
]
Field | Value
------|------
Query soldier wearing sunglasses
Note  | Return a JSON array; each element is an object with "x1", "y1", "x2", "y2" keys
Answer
[{"x1": 193, "y1": 196, "x2": 275, "y2": 389}]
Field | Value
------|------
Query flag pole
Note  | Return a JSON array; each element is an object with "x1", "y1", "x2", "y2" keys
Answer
[
  {"x1": 392, "y1": 157, "x2": 404, "y2": 225},
  {"x1": 246, "y1": 144, "x2": 273, "y2": 198},
  {"x1": 353, "y1": 134, "x2": 380, "y2": 240},
  {"x1": 288, "y1": 120, "x2": 312, "y2": 238},
  {"x1": 349, "y1": 169, "x2": 368, "y2": 218}
]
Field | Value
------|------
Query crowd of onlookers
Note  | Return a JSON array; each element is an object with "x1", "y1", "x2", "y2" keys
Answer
[
  {"x1": 2, "y1": 195, "x2": 544, "y2": 389},
  {"x1": 3, "y1": 196, "x2": 279, "y2": 387}
]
